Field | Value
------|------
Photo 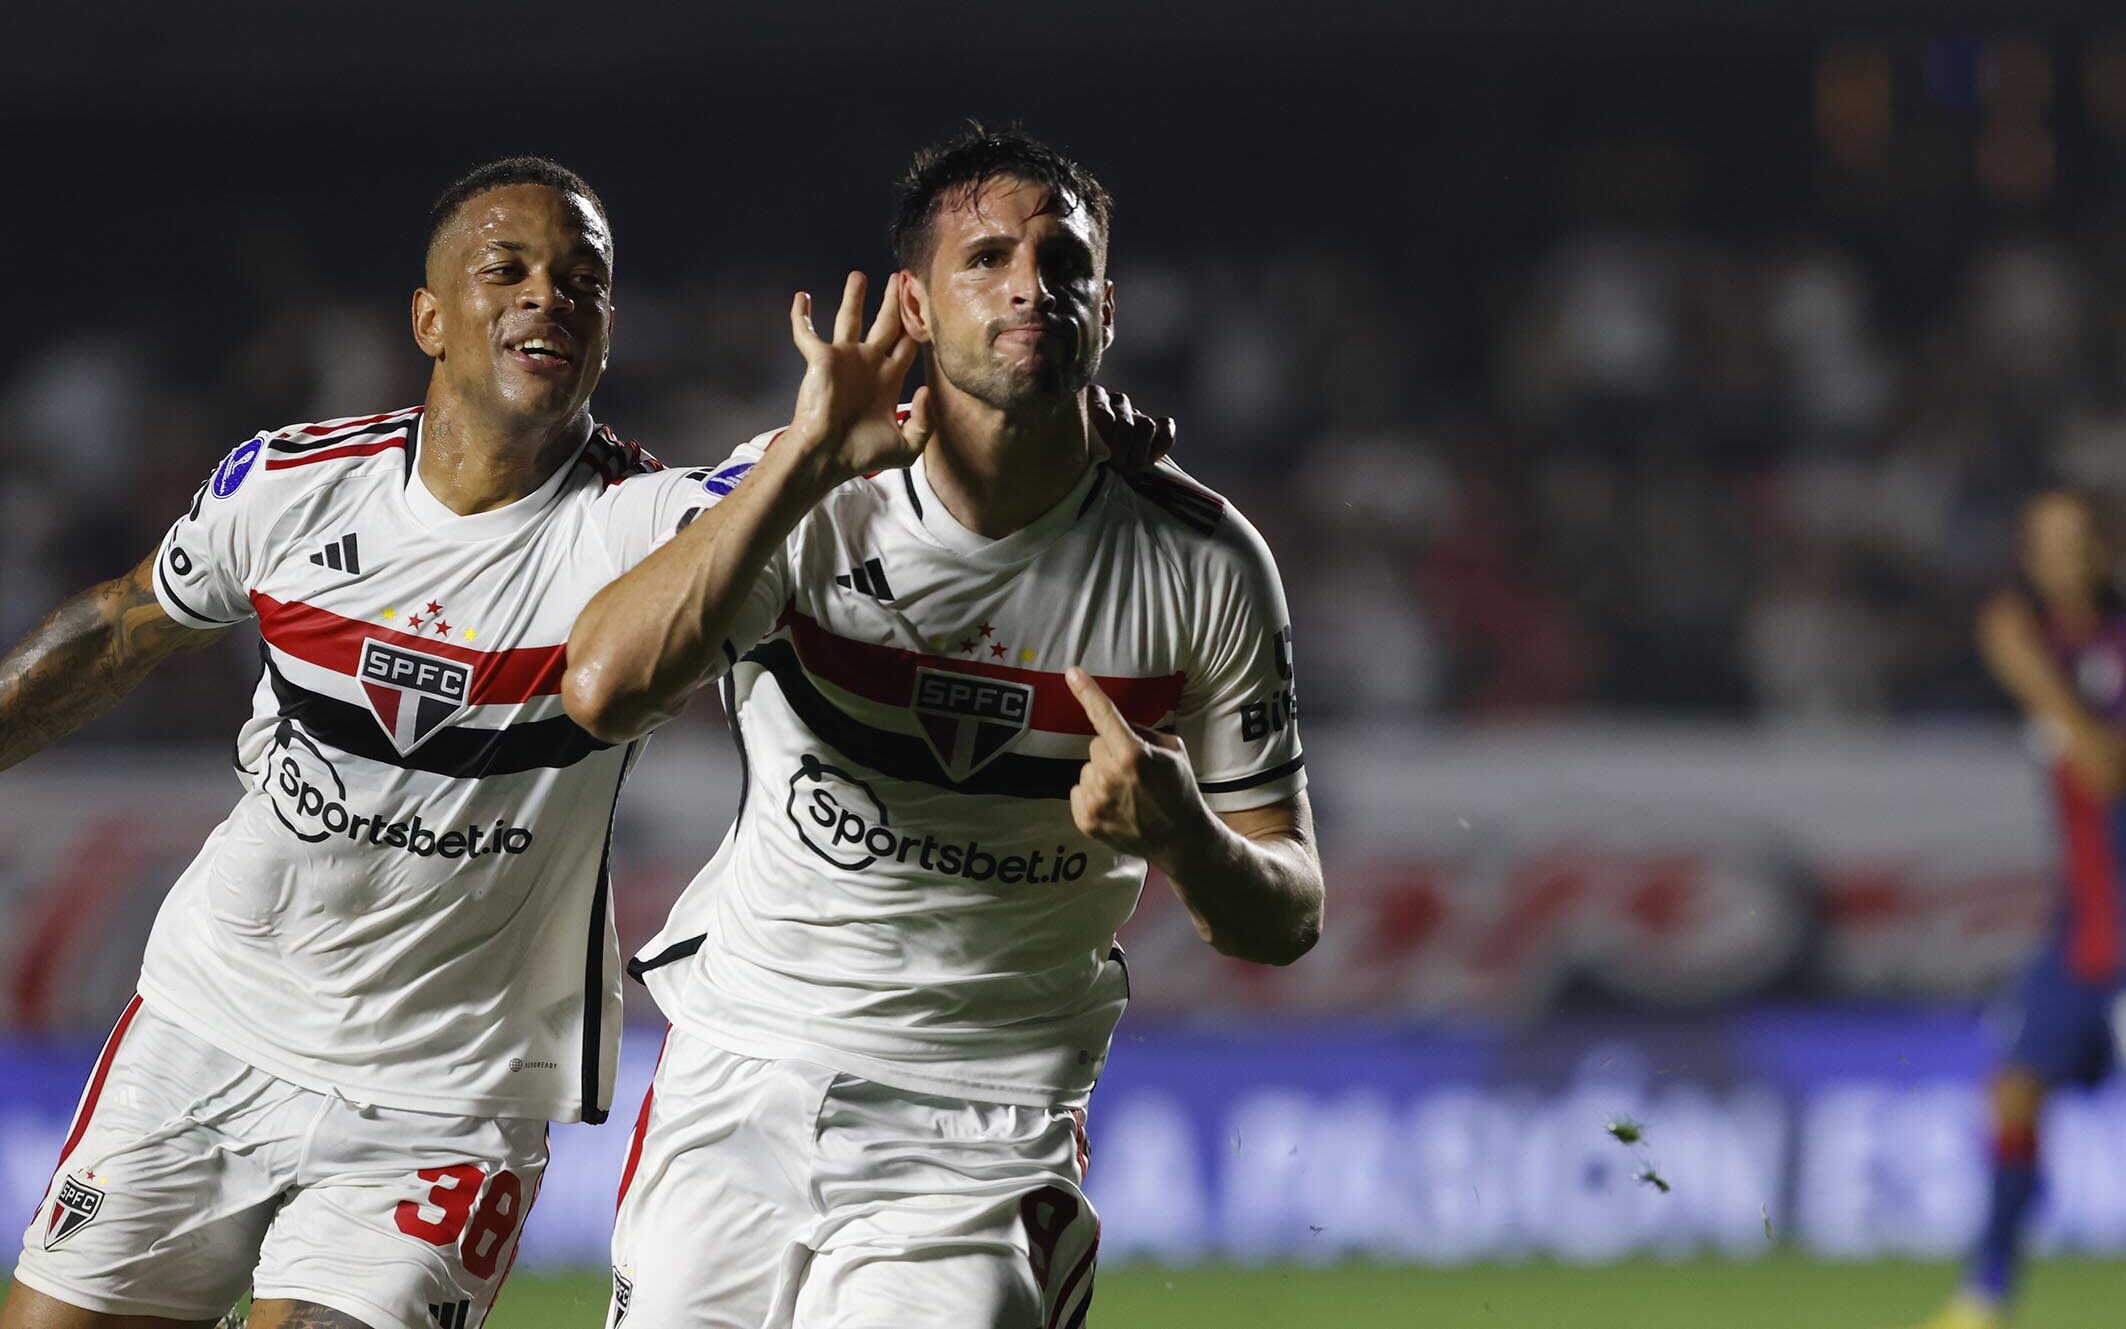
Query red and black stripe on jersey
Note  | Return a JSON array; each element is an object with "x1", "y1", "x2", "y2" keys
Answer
[
  {"x1": 252, "y1": 594, "x2": 611, "y2": 778},
  {"x1": 264, "y1": 407, "x2": 422, "y2": 469},
  {"x1": 1125, "y1": 468, "x2": 1225, "y2": 535},
  {"x1": 575, "y1": 425, "x2": 663, "y2": 486},
  {"x1": 741, "y1": 606, "x2": 1192, "y2": 800}
]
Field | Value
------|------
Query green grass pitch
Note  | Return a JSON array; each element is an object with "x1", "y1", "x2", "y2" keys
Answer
[{"x1": 491, "y1": 1256, "x2": 2120, "y2": 1327}]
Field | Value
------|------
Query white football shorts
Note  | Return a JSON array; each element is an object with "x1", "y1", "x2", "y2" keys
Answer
[
  {"x1": 609, "y1": 1029, "x2": 1099, "y2": 1329},
  {"x1": 13, "y1": 997, "x2": 548, "y2": 1329}
]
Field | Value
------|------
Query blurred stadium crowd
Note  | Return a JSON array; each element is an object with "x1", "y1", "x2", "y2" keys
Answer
[{"x1": 12, "y1": 33, "x2": 2126, "y2": 738}]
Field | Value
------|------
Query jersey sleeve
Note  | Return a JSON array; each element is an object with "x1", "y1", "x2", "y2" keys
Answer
[
  {"x1": 1174, "y1": 507, "x2": 1306, "y2": 812},
  {"x1": 152, "y1": 434, "x2": 276, "y2": 629},
  {"x1": 587, "y1": 432, "x2": 791, "y2": 675}
]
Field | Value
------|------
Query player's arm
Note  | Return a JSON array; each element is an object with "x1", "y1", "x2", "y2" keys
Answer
[
  {"x1": 565, "y1": 272, "x2": 932, "y2": 743},
  {"x1": 1065, "y1": 667, "x2": 1323, "y2": 966},
  {"x1": 1976, "y1": 590, "x2": 2126, "y2": 795},
  {"x1": 0, "y1": 551, "x2": 227, "y2": 772}
]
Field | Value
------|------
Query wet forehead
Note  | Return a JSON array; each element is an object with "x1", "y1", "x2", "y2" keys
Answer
[
  {"x1": 456, "y1": 185, "x2": 611, "y2": 261},
  {"x1": 935, "y1": 176, "x2": 1094, "y2": 247}
]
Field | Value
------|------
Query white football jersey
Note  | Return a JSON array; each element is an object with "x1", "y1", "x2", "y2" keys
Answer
[
  {"x1": 624, "y1": 441, "x2": 1306, "y2": 1107},
  {"x1": 147, "y1": 406, "x2": 667, "y2": 1123}
]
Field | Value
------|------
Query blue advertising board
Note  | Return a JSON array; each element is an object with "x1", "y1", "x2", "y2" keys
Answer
[{"x1": 4, "y1": 1007, "x2": 2125, "y2": 1272}]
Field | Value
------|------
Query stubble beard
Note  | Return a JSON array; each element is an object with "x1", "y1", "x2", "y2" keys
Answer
[{"x1": 936, "y1": 328, "x2": 1101, "y2": 413}]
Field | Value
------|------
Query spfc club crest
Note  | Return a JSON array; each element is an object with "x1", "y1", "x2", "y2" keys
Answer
[
  {"x1": 912, "y1": 666, "x2": 1032, "y2": 781},
  {"x1": 357, "y1": 639, "x2": 473, "y2": 754},
  {"x1": 43, "y1": 1174, "x2": 104, "y2": 1249}
]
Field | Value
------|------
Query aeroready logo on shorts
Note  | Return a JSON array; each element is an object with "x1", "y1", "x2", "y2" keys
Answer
[
  {"x1": 911, "y1": 666, "x2": 1032, "y2": 781},
  {"x1": 787, "y1": 753, "x2": 1087, "y2": 883},
  {"x1": 358, "y1": 639, "x2": 473, "y2": 754},
  {"x1": 43, "y1": 1174, "x2": 104, "y2": 1250},
  {"x1": 265, "y1": 720, "x2": 535, "y2": 859},
  {"x1": 212, "y1": 436, "x2": 264, "y2": 498}
]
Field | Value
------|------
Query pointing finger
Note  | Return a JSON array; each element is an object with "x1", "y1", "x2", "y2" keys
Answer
[
  {"x1": 1066, "y1": 665, "x2": 1136, "y2": 744},
  {"x1": 832, "y1": 271, "x2": 867, "y2": 344}
]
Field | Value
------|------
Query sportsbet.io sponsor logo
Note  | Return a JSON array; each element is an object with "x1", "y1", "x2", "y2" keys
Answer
[
  {"x1": 786, "y1": 753, "x2": 1088, "y2": 884},
  {"x1": 265, "y1": 721, "x2": 533, "y2": 859}
]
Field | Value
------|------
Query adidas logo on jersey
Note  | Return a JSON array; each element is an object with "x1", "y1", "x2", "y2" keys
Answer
[
  {"x1": 308, "y1": 532, "x2": 362, "y2": 574},
  {"x1": 428, "y1": 1301, "x2": 470, "y2": 1328},
  {"x1": 834, "y1": 557, "x2": 895, "y2": 601}
]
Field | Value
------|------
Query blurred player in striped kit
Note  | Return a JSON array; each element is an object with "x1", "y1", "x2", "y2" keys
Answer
[{"x1": 1919, "y1": 490, "x2": 2126, "y2": 1329}]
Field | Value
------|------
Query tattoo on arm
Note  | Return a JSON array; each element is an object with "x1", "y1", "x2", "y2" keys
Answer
[
  {"x1": 276, "y1": 1302, "x2": 378, "y2": 1329},
  {"x1": 242, "y1": 1300, "x2": 379, "y2": 1329},
  {"x1": 0, "y1": 551, "x2": 226, "y2": 771}
]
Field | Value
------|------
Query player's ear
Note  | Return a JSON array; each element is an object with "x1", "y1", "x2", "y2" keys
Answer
[
  {"x1": 412, "y1": 287, "x2": 445, "y2": 360},
  {"x1": 1100, "y1": 279, "x2": 1116, "y2": 352},
  {"x1": 899, "y1": 270, "x2": 934, "y2": 345}
]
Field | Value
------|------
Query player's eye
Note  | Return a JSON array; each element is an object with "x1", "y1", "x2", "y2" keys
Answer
[
  {"x1": 481, "y1": 264, "x2": 523, "y2": 281},
  {"x1": 971, "y1": 249, "x2": 1006, "y2": 269}
]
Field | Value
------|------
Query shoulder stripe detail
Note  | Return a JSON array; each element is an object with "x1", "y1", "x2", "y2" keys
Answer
[
  {"x1": 252, "y1": 594, "x2": 568, "y2": 705},
  {"x1": 268, "y1": 426, "x2": 404, "y2": 457},
  {"x1": 267, "y1": 410, "x2": 422, "y2": 455},
  {"x1": 264, "y1": 436, "x2": 409, "y2": 471},
  {"x1": 782, "y1": 608, "x2": 1184, "y2": 734},
  {"x1": 1126, "y1": 468, "x2": 1225, "y2": 534},
  {"x1": 576, "y1": 425, "x2": 663, "y2": 487},
  {"x1": 280, "y1": 406, "x2": 423, "y2": 439},
  {"x1": 746, "y1": 638, "x2": 1083, "y2": 799},
  {"x1": 156, "y1": 561, "x2": 243, "y2": 628},
  {"x1": 263, "y1": 652, "x2": 610, "y2": 777},
  {"x1": 1197, "y1": 753, "x2": 1305, "y2": 795}
]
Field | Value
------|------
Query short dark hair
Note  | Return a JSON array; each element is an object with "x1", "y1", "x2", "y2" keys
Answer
[
  {"x1": 890, "y1": 124, "x2": 1113, "y2": 273},
  {"x1": 426, "y1": 156, "x2": 609, "y2": 268}
]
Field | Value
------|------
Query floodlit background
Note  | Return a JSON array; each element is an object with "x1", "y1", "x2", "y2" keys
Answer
[{"x1": 6, "y1": 1, "x2": 2126, "y2": 1323}]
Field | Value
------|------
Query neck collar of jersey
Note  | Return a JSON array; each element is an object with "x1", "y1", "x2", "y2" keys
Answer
[
  {"x1": 905, "y1": 453, "x2": 1103, "y2": 563},
  {"x1": 400, "y1": 416, "x2": 589, "y2": 541}
]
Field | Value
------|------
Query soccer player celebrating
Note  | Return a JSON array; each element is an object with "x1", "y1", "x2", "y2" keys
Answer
[
  {"x1": 565, "y1": 126, "x2": 1323, "y2": 1327},
  {"x1": 1918, "y1": 490, "x2": 2126, "y2": 1329},
  {"x1": 4, "y1": 157, "x2": 680, "y2": 1329}
]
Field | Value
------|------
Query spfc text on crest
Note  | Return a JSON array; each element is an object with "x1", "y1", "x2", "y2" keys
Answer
[
  {"x1": 358, "y1": 639, "x2": 473, "y2": 754},
  {"x1": 911, "y1": 667, "x2": 1032, "y2": 781},
  {"x1": 43, "y1": 1174, "x2": 104, "y2": 1249}
]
